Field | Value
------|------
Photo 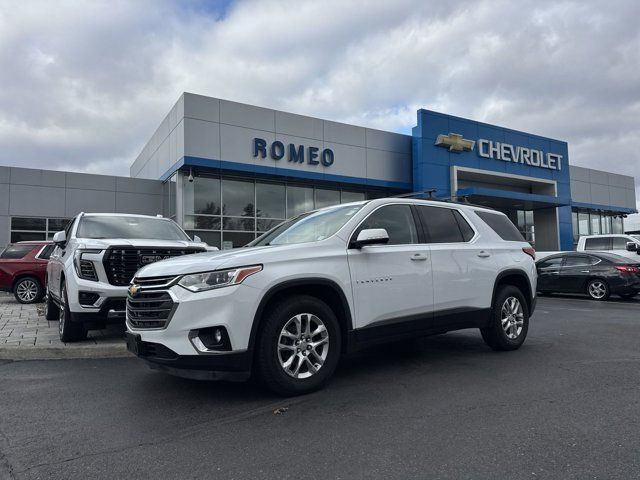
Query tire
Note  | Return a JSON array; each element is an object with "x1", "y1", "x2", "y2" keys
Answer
[
  {"x1": 45, "y1": 287, "x2": 60, "y2": 320},
  {"x1": 481, "y1": 285, "x2": 530, "y2": 351},
  {"x1": 58, "y1": 281, "x2": 87, "y2": 342},
  {"x1": 586, "y1": 279, "x2": 609, "y2": 301},
  {"x1": 255, "y1": 295, "x2": 341, "y2": 396},
  {"x1": 13, "y1": 277, "x2": 43, "y2": 304}
]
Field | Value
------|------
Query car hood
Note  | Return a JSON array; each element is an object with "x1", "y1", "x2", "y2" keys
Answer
[
  {"x1": 77, "y1": 238, "x2": 207, "y2": 250},
  {"x1": 135, "y1": 246, "x2": 278, "y2": 278}
]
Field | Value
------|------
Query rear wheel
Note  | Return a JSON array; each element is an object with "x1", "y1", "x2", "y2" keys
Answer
[
  {"x1": 586, "y1": 279, "x2": 609, "y2": 301},
  {"x1": 58, "y1": 282, "x2": 87, "y2": 342},
  {"x1": 255, "y1": 295, "x2": 341, "y2": 396},
  {"x1": 14, "y1": 277, "x2": 43, "y2": 304},
  {"x1": 481, "y1": 285, "x2": 529, "y2": 351}
]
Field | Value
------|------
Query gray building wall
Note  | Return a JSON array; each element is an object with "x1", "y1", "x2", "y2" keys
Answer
[
  {"x1": 131, "y1": 93, "x2": 413, "y2": 186},
  {"x1": 569, "y1": 165, "x2": 636, "y2": 210},
  {"x1": 0, "y1": 166, "x2": 163, "y2": 248}
]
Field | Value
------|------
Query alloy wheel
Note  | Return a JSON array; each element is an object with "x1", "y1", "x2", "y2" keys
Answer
[
  {"x1": 16, "y1": 280, "x2": 38, "y2": 303},
  {"x1": 501, "y1": 296, "x2": 524, "y2": 339},
  {"x1": 277, "y1": 313, "x2": 329, "y2": 379},
  {"x1": 588, "y1": 281, "x2": 607, "y2": 299},
  {"x1": 58, "y1": 286, "x2": 66, "y2": 337}
]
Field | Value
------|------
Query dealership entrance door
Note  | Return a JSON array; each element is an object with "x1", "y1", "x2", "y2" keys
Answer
[{"x1": 451, "y1": 167, "x2": 570, "y2": 251}]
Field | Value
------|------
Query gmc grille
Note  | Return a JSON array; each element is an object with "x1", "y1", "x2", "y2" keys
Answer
[
  {"x1": 127, "y1": 291, "x2": 176, "y2": 329},
  {"x1": 103, "y1": 248, "x2": 202, "y2": 286}
]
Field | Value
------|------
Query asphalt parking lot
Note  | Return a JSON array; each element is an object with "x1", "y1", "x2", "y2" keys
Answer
[{"x1": 1, "y1": 295, "x2": 639, "y2": 479}]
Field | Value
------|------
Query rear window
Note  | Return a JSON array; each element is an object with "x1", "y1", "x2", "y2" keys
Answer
[
  {"x1": 474, "y1": 211, "x2": 525, "y2": 242},
  {"x1": 584, "y1": 237, "x2": 611, "y2": 250},
  {"x1": 0, "y1": 244, "x2": 34, "y2": 259}
]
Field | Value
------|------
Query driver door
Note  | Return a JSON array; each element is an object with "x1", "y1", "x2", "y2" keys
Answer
[{"x1": 347, "y1": 204, "x2": 433, "y2": 339}]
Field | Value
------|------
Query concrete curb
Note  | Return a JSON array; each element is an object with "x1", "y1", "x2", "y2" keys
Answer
[{"x1": 0, "y1": 344, "x2": 131, "y2": 361}]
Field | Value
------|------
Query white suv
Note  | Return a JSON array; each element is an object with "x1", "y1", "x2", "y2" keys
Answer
[
  {"x1": 126, "y1": 198, "x2": 537, "y2": 395},
  {"x1": 45, "y1": 213, "x2": 207, "y2": 342}
]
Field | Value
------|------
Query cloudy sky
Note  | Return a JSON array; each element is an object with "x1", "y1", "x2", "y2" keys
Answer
[{"x1": 1, "y1": 0, "x2": 639, "y2": 226}]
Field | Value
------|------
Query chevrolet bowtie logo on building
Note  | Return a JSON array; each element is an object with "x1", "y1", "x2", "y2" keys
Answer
[
  {"x1": 128, "y1": 284, "x2": 141, "y2": 297},
  {"x1": 435, "y1": 133, "x2": 475, "y2": 153}
]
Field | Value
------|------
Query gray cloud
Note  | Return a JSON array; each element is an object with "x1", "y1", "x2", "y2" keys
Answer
[{"x1": 0, "y1": 0, "x2": 639, "y2": 222}]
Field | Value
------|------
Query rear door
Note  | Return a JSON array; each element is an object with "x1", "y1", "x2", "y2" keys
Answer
[
  {"x1": 347, "y1": 204, "x2": 433, "y2": 335},
  {"x1": 558, "y1": 255, "x2": 597, "y2": 293},
  {"x1": 416, "y1": 205, "x2": 495, "y2": 328}
]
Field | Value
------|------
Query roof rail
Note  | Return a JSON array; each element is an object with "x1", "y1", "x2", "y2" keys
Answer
[{"x1": 393, "y1": 190, "x2": 493, "y2": 209}]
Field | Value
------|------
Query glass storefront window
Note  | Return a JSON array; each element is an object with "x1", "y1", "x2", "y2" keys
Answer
[
  {"x1": 222, "y1": 232, "x2": 255, "y2": 249},
  {"x1": 315, "y1": 189, "x2": 340, "y2": 209},
  {"x1": 256, "y1": 182, "x2": 285, "y2": 219},
  {"x1": 185, "y1": 230, "x2": 220, "y2": 249},
  {"x1": 183, "y1": 215, "x2": 221, "y2": 230},
  {"x1": 590, "y1": 213, "x2": 601, "y2": 235},
  {"x1": 601, "y1": 215, "x2": 612, "y2": 234},
  {"x1": 612, "y1": 216, "x2": 624, "y2": 234},
  {"x1": 184, "y1": 176, "x2": 221, "y2": 215},
  {"x1": 222, "y1": 179, "x2": 254, "y2": 217},
  {"x1": 287, "y1": 186, "x2": 314, "y2": 217},
  {"x1": 578, "y1": 212, "x2": 589, "y2": 236},
  {"x1": 572, "y1": 211, "x2": 579, "y2": 244},
  {"x1": 10, "y1": 216, "x2": 71, "y2": 243},
  {"x1": 341, "y1": 191, "x2": 365, "y2": 203}
]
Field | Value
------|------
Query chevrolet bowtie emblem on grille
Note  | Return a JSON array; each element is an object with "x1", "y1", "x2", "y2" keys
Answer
[
  {"x1": 435, "y1": 133, "x2": 475, "y2": 153},
  {"x1": 128, "y1": 284, "x2": 141, "y2": 297}
]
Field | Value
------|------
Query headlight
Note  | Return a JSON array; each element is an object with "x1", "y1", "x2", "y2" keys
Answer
[
  {"x1": 74, "y1": 249, "x2": 102, "y2": 281},
  {"x1": 178, "y1": 265, "x2": 262, "y2": 292}
]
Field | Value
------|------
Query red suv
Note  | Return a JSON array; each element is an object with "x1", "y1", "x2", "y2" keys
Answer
[{"x1": 0, "y1": 241, "x2": 54, "y2": 304}]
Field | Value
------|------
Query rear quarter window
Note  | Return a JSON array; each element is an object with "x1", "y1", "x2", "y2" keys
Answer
[
  {"x1": 584, "y1": 237, "x2": 611, "y2": 250},
  {"x1": 474, "y1": 211, "x2": 525, "y2": 242},
  {"x1": 0, "y1": 244, "x2": 35, "y2": 259}
]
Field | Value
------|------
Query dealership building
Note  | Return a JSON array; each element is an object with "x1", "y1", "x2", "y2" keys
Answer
[{"x1": 0, "y1": 93, "x2": 637, "y2": 250}]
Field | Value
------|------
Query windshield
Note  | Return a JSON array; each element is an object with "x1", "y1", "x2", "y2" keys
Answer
[
  {"x1": 250, "y1": 204, "x2": 363, "y2": 247},
  {"x1": 77, "y1": 216, "x2": 190, "y2": 241}
]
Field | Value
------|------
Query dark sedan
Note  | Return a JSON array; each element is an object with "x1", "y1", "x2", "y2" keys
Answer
[{"x1": 536, "y1": 252, "x2": 640, "y2": 301}]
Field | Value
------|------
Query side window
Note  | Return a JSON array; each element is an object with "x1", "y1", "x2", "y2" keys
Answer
[
  {"x1": 355, "y1": 204, "x2": 418, "y2": 245},
  {"x1": 417, "y1": 206, "x2": 471, "y2": 243},
  {"x1": 0, "y1": 244, "x2": 33, "y2": 259},
  {"x1": 563, "y1": 255, "x2": 591, "y2": 267},
  {"x1": 38, "y1": 244, "x2": 55, "y2": 260},
  {"x1": 475, "y1": 211, "x2": 524, "y2": 241},
  {"x1": 612, "y1": 237, "x2": 629, "y2": 250},
  {"x1": 584, "y1": 237, "x2": 611, "y2": 250},
  {"x1": 538, "y1": 257, "x2": 562, "y2": 269}
]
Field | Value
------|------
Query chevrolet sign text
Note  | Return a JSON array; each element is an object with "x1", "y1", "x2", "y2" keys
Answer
[{"x1": 478, "y1": 139, "x2": 562, "y2": 171}]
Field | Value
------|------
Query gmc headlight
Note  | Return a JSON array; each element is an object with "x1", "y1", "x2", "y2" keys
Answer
[
  {"x1": 178, "y1": 265, "x2": 262, "y2": 292},
  {"x1": 74, "y1": 249, "x2": 102, "y2": 281}
]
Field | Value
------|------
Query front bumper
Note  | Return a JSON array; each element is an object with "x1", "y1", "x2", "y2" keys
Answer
[{"x1": 126, "y1": 331, "x2": 251, "y2": 381}]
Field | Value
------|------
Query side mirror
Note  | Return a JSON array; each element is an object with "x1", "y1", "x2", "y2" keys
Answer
[
  {"x1": 193, "y1": 235, "x2": 202, "y2": 243},
  {"x1": 626, "y1": 242, "x2": 637, "y2": 252},
  {"x1": 353, "y1": 228, "x2": 389, "y2": 249},
  {"x1": 52, "y1": 231, "x2": 66, "y2": 248}
]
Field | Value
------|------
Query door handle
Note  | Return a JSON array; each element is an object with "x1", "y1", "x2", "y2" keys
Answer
[
  {"x1": 411, "y1": 253, "x2": 428, "y2": 261},
  {"x1": 477, "y1": 251, "x2": 491, "y2": 258},
  {"x1": 580, "y1": 270, "x2": 590, "y2": 273}
]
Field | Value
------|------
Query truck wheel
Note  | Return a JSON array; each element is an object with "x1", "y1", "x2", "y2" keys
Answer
[
  {"x1": 45, "y1": 288, "x2": 60, "y2": 320},
  {"x1": 14, "y1": 277, "x2": 43, "y2": 304},
  {"x1": 481, "y1": 285, "x2": 529, "y2": 351},
  {"x1": 586, "y1": 279, "x2": 609, "y2": 301},
  {"x1": 58, "y1": 282, "x2": 87, "y2": 342},
  {"x1": 255, "y1": 295, "x2": 341, "y2": 396}
]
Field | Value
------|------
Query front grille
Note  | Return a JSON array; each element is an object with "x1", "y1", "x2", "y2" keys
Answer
[
  {"x1": 127, "y1": 291, "x2": 176, "y2": 329},
  {"x1": 133, "y1": 276, "x2": 179, "y2": 288},
  {"x1": 103, "y1": 248, "x2": 202, "y2": 286}
]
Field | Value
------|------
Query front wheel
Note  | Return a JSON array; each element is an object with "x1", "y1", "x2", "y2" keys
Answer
[
  {"x1": 481, "y1": 285, "x2": 529, "y2": 351},
  {"x1": 58, "y1": 282, "x2": 87, "y2": 342},
  {"x1": 255, "y1": 295, "x2": 341, "y2": 396},
  {"x1": 14, "y1": 277, "x2": 43, "y2": 304},
  {"x1": 586, "y1": 279, "x2": 609, "y2": 301}
]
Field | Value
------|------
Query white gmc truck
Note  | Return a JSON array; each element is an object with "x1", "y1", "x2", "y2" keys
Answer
[
  {"x1": 45, "y1": 213, "x2": 207, "y2": 342},
  {"x1": 126, "y1": 197, "x2": 537, "y2": 396}
]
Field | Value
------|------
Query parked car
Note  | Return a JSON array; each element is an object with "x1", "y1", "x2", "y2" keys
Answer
[
  {"x1": 0, "y1": 241, "x2": 54, "y2": 303},
  {"x1": 536, "y1": 251, "x2": 640, "y2": 300},
  {"x1": 45, "y1": 213, "x2": 208, "y2": 342},
  {"x1": 126, "y1": 197, "x2": 537, "y2": 396},
  {"x1": 577, "y1": 234, "x2": 640, "y2": 259}
]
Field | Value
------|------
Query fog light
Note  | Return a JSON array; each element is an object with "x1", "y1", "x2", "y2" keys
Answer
[
  {"x1": 189, "y1": 326, "x2": 231, "y2": 352},
  {"x1": 214, "y1": 328, "x2": 223, "y2": 344}
]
